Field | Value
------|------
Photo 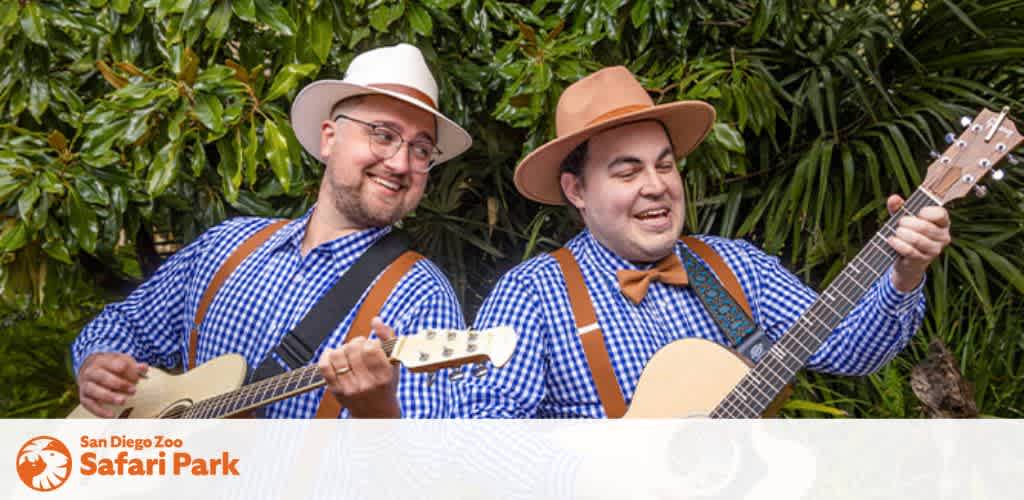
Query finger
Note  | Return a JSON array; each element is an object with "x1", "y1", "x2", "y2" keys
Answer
[
  {"x1": 318, "y1": 350, "x2": 339, "y2": 392},
  {"x1": 894, "y1": 227, "x2": 944, "y2": 257},
  {"x1": 887, "y1": 235, "x2": 926, "y2": 261},
  {"x1": 345, "y1": 339, "x2": 374, "y2": 391},
  {"x1": 107, "y1": 355, "x2": 147, "y2": 384},
  {"x1": 370, "y1": 317, "x2": 396, "y2": 342},
  {"x1": 334, "y1": 344, "x2": 360, "y2": 396},
  {"x1": 80, "y1": 396, "x2": 114, "y2": 419},
  {"x1": 90, "y1": 368, "x2": 138, "y2": 395},
  {"x1": 886, "y1": 195, "x2": 905, "y2": 216},
  {"x1": 897, "y1": 216, "x2": 950, "y2": 244},
  {"x1": 361, "y1": 339, "x2": 395, "y2": 384},
  {"x1": 915, "y1": 206, "x2": 950, "y2": 229},
  {"x1": 82, "y1": 381, "x2": 128, "y2": 407}
]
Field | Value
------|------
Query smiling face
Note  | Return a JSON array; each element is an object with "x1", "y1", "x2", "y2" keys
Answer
[
  {"x1": 317, "y1": 94, "x2": 437, "y2": 231},
  {"x1": 560, "y1": 120, "x2": 685, "y2": 263}
]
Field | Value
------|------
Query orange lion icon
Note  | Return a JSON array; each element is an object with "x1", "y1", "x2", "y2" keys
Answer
[{"x1": 16, "y1": 436, "x2": 72, "y2": 492}]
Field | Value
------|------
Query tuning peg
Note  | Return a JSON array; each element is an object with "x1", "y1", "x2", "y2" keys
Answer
[
  {"x1": 472, "y1": 363, "x2": 489, "y2": 378},
  {"x1": 992, "y1": 169, "x2": 1005, "y2": 181},
  {"x1": 1009, "y1": 154, "x2": 1020, "y2": 166},
  {"x1": 973, "y1": 185, "x2": 988, "y2": 198},
  {"x1": 944, "y1": 132, "x2": 956, "y2": 144},
  {"x1": 960, "y1": 116, "x2": 973, "y2": 128}
]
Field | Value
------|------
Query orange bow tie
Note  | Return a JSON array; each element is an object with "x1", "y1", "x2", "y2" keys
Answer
[{"x1": 616, "y1": 254, "x2": 689, "y2": 304}]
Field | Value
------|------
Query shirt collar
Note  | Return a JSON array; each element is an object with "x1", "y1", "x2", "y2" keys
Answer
[{"x1": 265, "y1": 206, "x2": 392, "y2": 256}]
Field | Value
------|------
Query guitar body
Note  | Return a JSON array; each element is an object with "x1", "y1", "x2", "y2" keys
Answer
[
  {"x1": 67, "y1": 354, "x2": 247, "y2": 419},
  {"x1": 625, "y1": 338, "x2": 757, "y2": 418}
]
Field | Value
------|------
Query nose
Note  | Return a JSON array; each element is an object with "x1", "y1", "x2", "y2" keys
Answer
[
  {"x1": 382, "y1": 141, "x2": 413, "y2": 174},
  {"x1": 638, "y1": 165, "x2": 668, "y2": 198}
]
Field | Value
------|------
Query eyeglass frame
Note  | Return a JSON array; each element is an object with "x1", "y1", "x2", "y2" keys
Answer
[{"x1": 332, "y1": 113, "x2": 443, "y2": 172}]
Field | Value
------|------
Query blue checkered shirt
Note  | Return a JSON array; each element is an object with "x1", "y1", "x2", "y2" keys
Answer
[
  {"x1": 72, "y1": 211, "x2": 465, "y2": 418},
  {"x1": 454, "y1": 229, "x2": 925, "y2": 418}
]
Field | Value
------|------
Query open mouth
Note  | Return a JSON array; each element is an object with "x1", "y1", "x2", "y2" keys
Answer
[
  {"x1": 634, "y1": 208, "x2": 670, "y2": 221},
  {"x1": 368, "y1": 173, "x2": 404, "y2": 193}
]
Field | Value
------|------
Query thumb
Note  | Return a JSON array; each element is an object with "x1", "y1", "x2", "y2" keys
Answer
[
  {"x1": 886, "y1": 194, "x2": 904, "y2": 216},
  {"x1": 370, "y1": 316, "x2": 396, "y2": 341}
]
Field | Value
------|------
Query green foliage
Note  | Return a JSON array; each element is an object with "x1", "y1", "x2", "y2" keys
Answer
[{"x1": 1, "y1": 0, "x2": 1022, "y2": 418}]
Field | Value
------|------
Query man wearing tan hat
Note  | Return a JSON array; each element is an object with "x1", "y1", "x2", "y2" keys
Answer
[
  {"x1": 454, "y1": 66, "x2": 951, "y2": 418},
  {"x1": 73, "y1": 44, "x2": 472, "y2": 418}
]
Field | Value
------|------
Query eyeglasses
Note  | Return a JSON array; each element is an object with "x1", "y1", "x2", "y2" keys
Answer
[{"x1": 333, "y1": 114, "x2": 442, "y2": 172}]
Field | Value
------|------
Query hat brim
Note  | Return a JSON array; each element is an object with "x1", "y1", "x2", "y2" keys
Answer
[
  {"x1": 513, "y1": 101, "x2": 716, "y2": 205},
  {"x1": 290, "y1": 80, "x2": 472, "y2": 166}
]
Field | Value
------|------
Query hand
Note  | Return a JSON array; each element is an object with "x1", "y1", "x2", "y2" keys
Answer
[
  {"x1": 77, "y1": 352, "x2": 149, "y2": 418},
  {"x1": 318, "y1": 317, "x2": 401, "y2": 418},
  {"x1": 886, "y1": 194, "x2": 952, "y2": 292}
]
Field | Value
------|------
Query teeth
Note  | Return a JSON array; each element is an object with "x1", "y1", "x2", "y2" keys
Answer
[
  {"x1": 371, "y1": 176, "x2": 401, "y2": 191},
  {"x1": 636, "y1": 209, "x2": 668, "y2": 219}
]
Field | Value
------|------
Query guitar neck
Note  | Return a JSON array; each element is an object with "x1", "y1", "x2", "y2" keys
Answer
[
  {"x1": 177, "y1": 339, "x2": 399, "y2": 419},
  {"x1": 711, "y1": 188, "x2": 940, "y2": 418}
]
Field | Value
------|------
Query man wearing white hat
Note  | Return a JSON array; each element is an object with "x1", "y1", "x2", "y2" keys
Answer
[
  {"x1": 454, "y1": 66, "x2": 951, "y2": 418},
  {"x1": 73, "y1": 44, "x2": 473, "y2": 418}
]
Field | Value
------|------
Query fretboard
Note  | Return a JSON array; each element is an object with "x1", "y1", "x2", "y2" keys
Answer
[
  {"x1": 167, "y1": 338, "x2": 398, "y2": 419},
  {"x1": 710, "y1": 188, "x2": 939, "y2": 418}
]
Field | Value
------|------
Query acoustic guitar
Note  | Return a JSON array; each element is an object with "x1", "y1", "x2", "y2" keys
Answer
[
  {"x1": 626, "y1": 107, "x2": 1021, "y2": 418},
  {"x1": 67, "y1": 326, "x2": 517, "y2": 418}
]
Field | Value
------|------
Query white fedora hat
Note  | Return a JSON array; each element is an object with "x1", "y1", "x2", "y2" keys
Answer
[{"x1": 290, "y1": 43, "x2": 472, "y2": 166}]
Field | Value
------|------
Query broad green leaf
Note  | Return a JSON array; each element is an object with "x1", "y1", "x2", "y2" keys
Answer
[
  {"x1": 27, "y1": 79, "x2": 50, "y2": 121},
  {"x1": 190, "y1": 138, "x2": 208, "y2": 177},
  {"x1": 193, "y1": 93, "x2": 224, "y2": 133},
  {"x1": 147, "y1": 141, "x2": 180, "y2": 196},
  {"x1": 712, "y1": 122, "x2": 745, "y2": 153},
  {"x1": 0, "y1": 219, "x2": 29, "y2": 252},
  {"x1": 42, "y1": 237, "x2": 73, "y2": 264},
  {"x1": 630, "y1": 0, "x2": 650, "y2": 28},
  {"x1": 19, "y1": 2, "x2": 47, "y2": 46},
  {"x1": 68, "y1": 192, "x2": 98, "y2": 253},
  {"x1": 17, "y1": 182, "x2": 40, "y2": 221},
  {"x1": 75, "y1": 178, "x2": 111, "y2": 206},
  {"x1": 111, "y1": 0, "x2": 132, "y2": 14},
  {"x1": 309, "y1": 8, "x2": 333, "y2": 63},
  {"x1": 408, "y1": 4, "x2": 433, "y2": 36},
  {"x1": 254, "y1": 0, "x2": 297, "y2": 36},
  {"x1": 0, "y1": 2, "x2": 18, "y2": 30},
  {"x1": 263, "y1": 63, "x2": 317, "y2": 102},
  {"x1": 232, "y1": 0, "x2": 258, "y2": 23},
  {"x1": 368, "y1": 2, "x2": 404, "y2": 32},
  {"x1": 206, "y1": 0, "x2": 232, "y2": 40},
  {"x1": 264, "y1": 118, "x2": 291, "y2": 193},
  {"x1": 243, "y1": 122, "x2": 258, "y2": 185}
]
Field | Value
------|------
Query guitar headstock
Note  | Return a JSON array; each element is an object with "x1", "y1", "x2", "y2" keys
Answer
[
  {"x1": 923, "y1": 107, "x2": 1022, "y2": 205},
  {"x1": 390, "y1": 326, "x2": 518, "y2": 373}
]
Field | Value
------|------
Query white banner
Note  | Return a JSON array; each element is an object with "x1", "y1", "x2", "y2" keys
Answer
[{"x1": 3, "y1": 420, "x2": 1021, "y2": 499}]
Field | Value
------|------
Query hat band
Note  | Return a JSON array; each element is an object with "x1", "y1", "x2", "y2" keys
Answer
[
  {"x1": 584, "y1": 104, "x2": 651, "y2": 127},
  {"x1": 367, "y1": 83, "x2": 437, "y2": 110}
]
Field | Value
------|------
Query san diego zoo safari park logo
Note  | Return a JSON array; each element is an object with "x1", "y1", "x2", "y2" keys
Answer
[{"x1": 16, "y1": 436, "x2": 72, "y2": 492}]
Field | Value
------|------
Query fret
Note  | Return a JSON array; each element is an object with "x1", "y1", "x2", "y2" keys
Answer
[{"x1": 814, "y1": 296, "x2": 845, "y2": 321}]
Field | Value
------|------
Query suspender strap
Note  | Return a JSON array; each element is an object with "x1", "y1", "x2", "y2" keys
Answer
[
  {"x1": 680, "y1": 236, "x2": 752, "y2": 319},
  {"x1": 551, "y1": 248, "x2": 628, "y2": 419},
  {"x1": 190, "y1": 219, "x2": 290, "y2": 369},
  {"x1": 249, "y1": 230, "x2": 412, "y2": 384},
  {"x1": 314, "y1": 250, "x2": 424, "y2": 418}
]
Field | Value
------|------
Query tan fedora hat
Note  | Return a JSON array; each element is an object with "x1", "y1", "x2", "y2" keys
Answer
[
  {"x1": 290, "y1": 43, "x2": 472, "y2": 166},
  {"x1": 514, "y1": 66, "x2": 716, "y2": 205}
]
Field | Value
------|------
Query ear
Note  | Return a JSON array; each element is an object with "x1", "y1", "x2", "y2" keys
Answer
[
  {"x1": 319, "y1": 120, "x2": 337, "y2": 159},
  {"x1": 560, "y1": 172, "x2": 585, "y2": 211}
]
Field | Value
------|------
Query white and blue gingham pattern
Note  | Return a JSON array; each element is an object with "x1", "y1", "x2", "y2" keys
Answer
[
  {"x1": 72, "y1": 210, "x2": 465, "y2": 418},
  {"x1": 454, "y1": 229, "x2": 925, "y2": 418}
]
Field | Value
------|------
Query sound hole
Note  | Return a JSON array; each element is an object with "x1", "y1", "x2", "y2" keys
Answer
[{"x1": 158, "y1": 399, "x2": 194, "y2": 419}]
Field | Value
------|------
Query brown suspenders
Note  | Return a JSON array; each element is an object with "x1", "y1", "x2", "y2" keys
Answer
[
  {"x1": 551, "y1": 237, "x2": 752, "y2": 418},
  {"x1": 189, "y1": 220, "x2": 422, "y2": 418}
]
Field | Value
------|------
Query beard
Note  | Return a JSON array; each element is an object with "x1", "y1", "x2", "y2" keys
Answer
[{"x1": 329, "y1": 177, "x2": 407, "y2": 229}]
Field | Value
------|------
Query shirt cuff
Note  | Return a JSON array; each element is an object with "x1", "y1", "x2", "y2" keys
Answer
[{"x1": 877, "y1": 265, "x2": 925, "y2": 315}]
